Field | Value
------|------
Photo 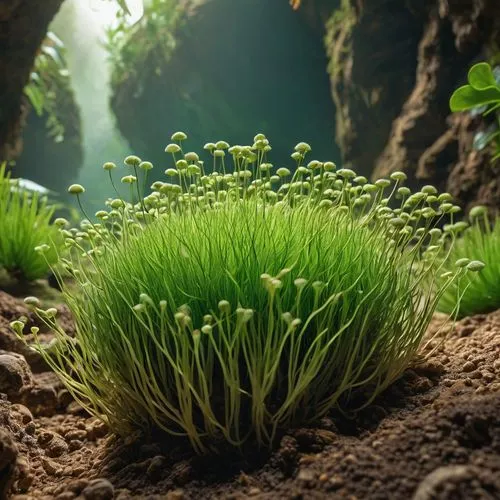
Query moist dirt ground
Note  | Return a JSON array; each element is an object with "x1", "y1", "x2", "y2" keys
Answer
[{"x1": 1, "y1": 287, "x2": 499, "y2": 500}]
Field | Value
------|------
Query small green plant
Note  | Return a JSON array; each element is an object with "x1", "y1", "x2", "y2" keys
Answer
[
  {"x1": 13, "y1": 134, "x2": 476, "y2": 453},
  {"x1": 450, "y1": 61, "x2": 500, "y2": 163},
  {"x1": 0, "y1": 165, "x2": 61, "y2": 281},
  {"x1": 438, "y1": 206, "x2": 498, "y2": 318}
]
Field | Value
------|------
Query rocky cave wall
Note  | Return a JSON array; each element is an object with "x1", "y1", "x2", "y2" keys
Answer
[
  {"x1": 0, "y1": 0, "x2": 64, "y2": 161},
  {"x1": 319, "y1": 0, "x2": 500, "y2": 212}
]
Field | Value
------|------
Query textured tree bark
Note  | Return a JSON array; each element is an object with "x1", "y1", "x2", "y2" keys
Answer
[
  {"x1": 0, "y1": 0, "x2": 65, "y2": 161},
  {"x1": 320, "y1": 0, "x2": 500, "y2": 209}
]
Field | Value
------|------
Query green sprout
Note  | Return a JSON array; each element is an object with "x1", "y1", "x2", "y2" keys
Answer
[
  {"x1": 13, "y1": 134, "x2": 470, "y2": 453},
  {"x1": 438, "y1": 205, "x2": 496, "y2": 318},
  {"x1": 0, "y1": 164, "x2": 61, "y2": 282}
]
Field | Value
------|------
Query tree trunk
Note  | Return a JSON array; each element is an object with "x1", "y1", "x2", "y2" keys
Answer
[{"x1": 0, "y1": 0, "x2": 65, "y2": 161}]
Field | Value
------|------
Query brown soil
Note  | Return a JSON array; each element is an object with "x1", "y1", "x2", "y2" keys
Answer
[{"x1": 1, "y1": 290, "x2": 500, "y2": 500}]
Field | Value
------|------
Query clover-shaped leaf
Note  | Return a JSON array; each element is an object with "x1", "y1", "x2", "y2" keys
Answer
[
  {"x1": 449, "y1": 85, "x2": 500, "y2": 112},
  {"x1": 468, "y1": 62, "x2": 497, "y2": 90}
]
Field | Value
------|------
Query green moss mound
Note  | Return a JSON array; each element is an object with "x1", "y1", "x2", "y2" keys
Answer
[
  {"x1": 15, "y1": 135, "x2": 472, "y2": 453},
  {"x1": 0, "y1": 165, "x2": 61, "y2": 282},
  {"x1": 438, "y1": 206, "x2": 499, "y2": 318}
]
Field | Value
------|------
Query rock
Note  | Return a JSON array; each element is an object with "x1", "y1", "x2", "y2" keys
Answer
[
  {"x1": 41, "y1": 457, "x2": 63, "y2": 476},
  {"x1": 413, "y1": 360, "x2": 446, "y2": 376},
  {"x1": 146, "y1": 455, "x2": 166, "y2": 482},
  {"x1": 64, "y1": 429, "x2": 87, "y2": 441},
  {"x1": 86, "y1": 420, "x2": 108, "y2": 441},
  {"x1": 10, "y1": 404, "x2": 33, "y2": 425},
  {"x1": 22, "y1": 385, "x2": 58, "y2": 417},
  {"x1": 57, "y1": 389, "x2": 74, "y2": 409},
  {"x1": 81, "y1": 478, "x2": 115, "y2": 500},
  {"x1": 0, "y1": 351, "x2": 33, "y2": 397},
  {"x1": 38, "y1": 430, "x2": 56, "y2": 446},
  {"x1": 64, "y1": 478, "x2": 90, "y2": 493},
  {"x1": 328, "y1": 475, "x2": 345, "y2": 490},
  {"x1": 297, "y1": 467, "x2": 316, "y2": 484},
  {"x1": 413, "y1": 465, "x2": 472, "y2": 499},
  {"x1": 462, "y1": 360, "x2": 477, "y2": 373},
  {"x1": 45, "y1": 435, "x2": 69, "y2": 458},
  {"x1": 68, "y1": 439, "x2": 83, "y2": 451},
  {"x1": 56, "y1": 492, "x2": 77, "y2": 500},
  {"x1": 166, "y1": 490, "x2": 184, "y2": 500},
  {"x1": 15, "y1": 456, "x2": 33, "y2": 491},
  {"x1": 0, "y1": 428, "x2": 18, "y2": 498}
]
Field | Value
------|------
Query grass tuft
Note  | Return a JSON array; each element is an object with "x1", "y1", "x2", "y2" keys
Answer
[
  {"x1": 438, "y1": 206, "x2": 499, "y2": 318},
  {"x1": 0, "y1": 164, "x2": 61, "y2": 282},
  {"x1": 13, "y1": 135, "x2": 472, "y2": 453}
]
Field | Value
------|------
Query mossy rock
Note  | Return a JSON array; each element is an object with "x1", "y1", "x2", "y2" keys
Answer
[{"x1": 110, "y1": 0, "x2": 338, "y2": 166}]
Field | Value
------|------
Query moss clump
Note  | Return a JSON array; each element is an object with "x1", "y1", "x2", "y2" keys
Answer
[
  {"x1": 14, "y1": 134, "x2": 472, "y2": 453},
  {"x1": 0, "y1": 165, "x2": 62, "y2": 282},
  {"x1": 438, "y1": 205, "x2": 498, "y2": 318}
]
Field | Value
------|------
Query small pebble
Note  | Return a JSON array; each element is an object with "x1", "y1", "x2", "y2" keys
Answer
[
  {"x1": 69, "y1": 439, "x2": 84, "y2": 451},
  {"x1": 65, "y1": 429, "x2": 87, "y2": 441},
  {"x1": 146, "y1": 455, "x2": 166, "y2": 481},
  {"x1": 166, "y1": 490, "x2": 184, "y2": 500},
  {"x1": 42, "y1": 457, "x2": 62, "y2": 476},
  {"x1": 462, "y1": 361, "x2": 476, "y2": 372},
  {"x1": 329, "y1": 475, "x2": 345, "y2": 489},
  {"x1": 297, "y1": 468, "x2": 315, "y2": 482},
  {"x1": 81, "y1": 478, "x2": 114, "y2": 500},
  {"x1": 45, "y1": 435, "x2": 69, "y2": 458}
]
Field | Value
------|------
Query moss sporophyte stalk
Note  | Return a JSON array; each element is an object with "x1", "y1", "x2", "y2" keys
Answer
[{"x1": 11, "y1": 133, "x2": 481, "y2": 453}]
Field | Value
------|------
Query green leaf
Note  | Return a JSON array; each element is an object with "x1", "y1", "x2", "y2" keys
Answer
[
  {"x1": 29, "y1": 72, "x2": 40, "y2": 83},
  {"x1": 41, "y1": 45, "x2": 63, "y2": 66},
  {"x1": 117, "y1": 0, "x2": 131, "y2": 15},
  {"x1": 46, "y1": 31, "x2": 64, "y2": 49},
  {"x1": 449, "y1": 85, "x2": 500, "y2": 112},
  {"x1": 24, "y1": 85, "x2": 44, "y2": 115},
  {"x1": 468, "y1": 62, "x2": 498, "y2": 90}
]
